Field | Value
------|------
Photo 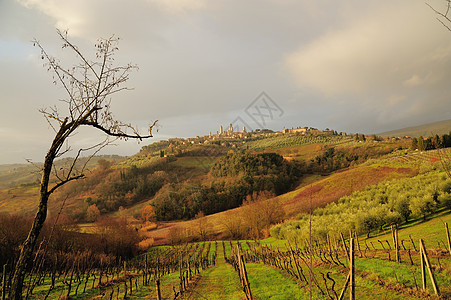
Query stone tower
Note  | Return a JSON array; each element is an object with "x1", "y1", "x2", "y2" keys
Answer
[{"x1": 228, "y1": 123, "x2": 233, "y2": 134}]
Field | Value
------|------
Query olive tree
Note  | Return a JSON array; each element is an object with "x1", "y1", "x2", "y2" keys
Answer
[{"x1": 9, "y1": 29, "x2": 157, "y2": 299}]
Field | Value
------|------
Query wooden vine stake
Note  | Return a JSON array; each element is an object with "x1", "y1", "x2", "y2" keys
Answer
[
  {"x1": 353, "y1": 232, "x2": 362, "y2": 258},
  {"x1": 445, "y1": 222, "x2": 451, "y2": 256},
  {"x1": 338, "y1": 274, "x2": 350, "y2": 300},
  {"x1": 155, "y1": 278, "x2": 161, "y2": 300},
  {"x1": 288, "y1": 243, "x2": 304, "y2": 282},
  {"x1": 2, "y1": 264, "x2": 6, "y2": 300},
  {"x1": 236, "y1": 246, "x2": 252, "y2": 300},
  {"x1": 144, "y1": 254, "x2": 148, "y2": 286},
  {"x1": 349, "y1": 238, "x2": 355, "y2": 300},
  {"x1": 124, "y1": 261, "x2": 128, "y2": 299},
  {"x1": 340, "y1": 233, "x2": 349, "y2": 256},
  {"x1": 395, "y1": 226, "x2": 400, "y2": 262},
  {"x1": 327, "y1": 233, "x2": 332, "y2": 255},
  {"x1": 338, "y1": 238, "x2": 355, "y2": 300},
  {"x1": 419, "y1": 239, "x2": 439, "y2": 296},
  {"x1": 241, "y1": 254, "x2": 253, "y2": 300},
  {"x1": 391, "y1": 225, "x2": 400, "y2": 263}
]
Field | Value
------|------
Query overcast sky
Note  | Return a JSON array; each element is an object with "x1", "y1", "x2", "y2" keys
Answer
[{"x1": 1, "y1": 0, "x2": 450, "y2": 164}]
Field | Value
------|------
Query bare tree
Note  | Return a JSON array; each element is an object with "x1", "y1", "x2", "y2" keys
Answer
[
  {"x1": 194, "y1": 211, "x2": 211, "y2": 241},
  {"x1": 427, "y1": 0, "x2": 451, "y2": 31},
  {"x1": 9, "y1": 29, "x2": 157, "y2": 299}
]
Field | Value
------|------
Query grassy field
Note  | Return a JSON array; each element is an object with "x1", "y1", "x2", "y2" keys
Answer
[
  {"x1": 0, "y1": 185, "x2": 40, "y2": 215},
  {"x1": 365, "y1": 210, "x2": 451, "y2": 249}
]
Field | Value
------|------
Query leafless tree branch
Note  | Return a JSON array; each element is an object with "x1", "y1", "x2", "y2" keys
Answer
[
  {"x1": 10, "y1": 29, "x2": 157, "y2": 299},
  {"x1": 427, "y1": 0, "x2": 451, "y2": 31}
]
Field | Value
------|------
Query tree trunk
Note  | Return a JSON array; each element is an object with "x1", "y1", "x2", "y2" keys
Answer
[{"x1": 9, "y1": 151, "x2": 55, "y2": 299}]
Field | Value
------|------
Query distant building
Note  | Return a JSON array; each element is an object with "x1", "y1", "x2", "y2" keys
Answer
[
  {"x1": 209, "y1": 124, "x2": 249, "y2": 139},
  {"x1": 282, "y1": 126, "x2": 307, "y2": 134},
  {"x1": 227, "y1": 123, "x2": 233, "y2": 135}
]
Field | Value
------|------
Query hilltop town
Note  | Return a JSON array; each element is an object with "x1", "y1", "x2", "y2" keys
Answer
[{"x1": 167, "y1": 124, "x2": 342, "y2": 146}]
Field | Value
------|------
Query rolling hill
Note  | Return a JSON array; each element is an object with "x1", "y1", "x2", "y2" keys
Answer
[
  {"x1": 1, "y1": 125, "x2": 450, "y2": 299},
  {"x1": 377, "y1": 118, "x2": 451, "y2": 137},
  {"x1": 0, "y1": 130, "x2": 405, "y2": 220},
  {"x1": 145, "y1": 163, "x2": 419, "y2": 245},
  {"x1": 0, "y1": 155, "x2": 124, "y2": 190}
]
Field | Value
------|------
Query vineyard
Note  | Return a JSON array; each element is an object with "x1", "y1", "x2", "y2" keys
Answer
[
  {"x1": 2, "y1": 215, "x2": 450, "y2": 299},
  {"x1": 388, "y1": 148, "x2": 451, "y2": 165},
  {"x1": 1, "y1": 242, "x2": 217, "y2": 299},
  {"x1": 245, "y1": 135, "x2": 353, "y2": 150},
  {"x1": 1, "y1": 136, "x2": 449, "y2": 299},
  {"x1": 2, "y1": 10, "x2": 450, "y2": 298},
  {"x1": 229, "y1": 233, "x2": 450, "y2": 299}
]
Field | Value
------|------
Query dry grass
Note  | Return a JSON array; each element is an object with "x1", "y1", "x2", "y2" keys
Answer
[
  {"x1": 282, "y1": 165, "x2": 418, "y2": 216},
  {"x1": 0, "y1": 186, "x2": 41, "y2": 216},
  {"x1": 145, "y1": 165, "x2": 418, "y2": 245}
]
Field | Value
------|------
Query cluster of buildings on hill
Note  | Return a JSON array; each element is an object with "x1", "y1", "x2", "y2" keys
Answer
[
  {"x1": 206, "y1": 124, "x2": 330, "y2": 137},
  {"x1": 154, "y1": 124, "x2": 417, "y2": 157},
  {"x1": 203, "y1": 124, "x2": 337, "y2": 140},
  {"x1": 208, "y1": 123, "x2": 247, "y2": 139},
  {"x1": 166, "y1": 124, "x2": 343, "y2": 147},
  {"x1": 282, "y1": 126, "x2": 307, "y2": 134}
]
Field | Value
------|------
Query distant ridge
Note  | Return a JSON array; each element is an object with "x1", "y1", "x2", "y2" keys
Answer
[{"x1": 378, "y1": 119, "x2": 451, "y2": 138}]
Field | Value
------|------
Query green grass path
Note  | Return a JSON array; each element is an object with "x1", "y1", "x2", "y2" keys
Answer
[
  {"x1": 183, "y1": 243, "x2": 244, "y2": 299},
  {"x1": 184, "y1": 242, "x2": 312, "y2": 300},
  {"x1": 245, "y1": 263, "x2": 307, "y2": 300}
]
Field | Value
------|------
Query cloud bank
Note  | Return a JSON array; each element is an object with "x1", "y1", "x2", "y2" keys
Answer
[{"x1": 0, "y1": 0, "x2": 450, "y2": 163}]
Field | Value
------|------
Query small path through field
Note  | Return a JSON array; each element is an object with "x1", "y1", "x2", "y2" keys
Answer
[{"x1": 182, "y1": 243, "x2": 244, "y2": 300}]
